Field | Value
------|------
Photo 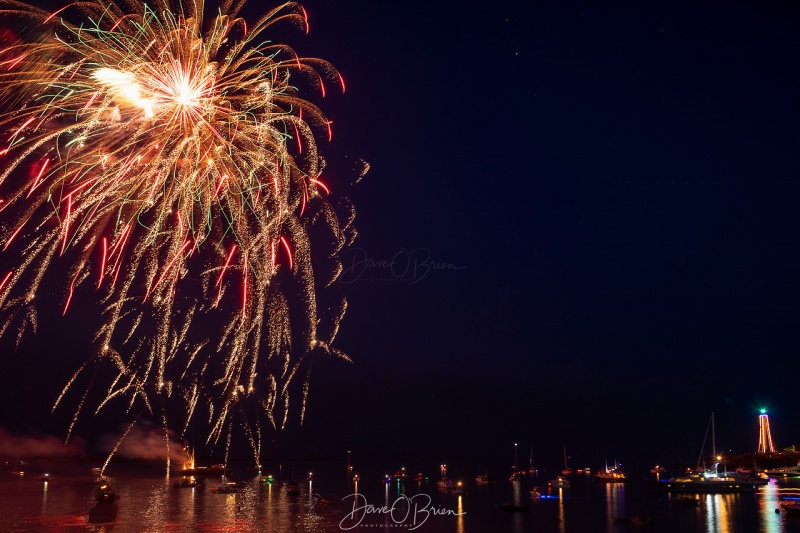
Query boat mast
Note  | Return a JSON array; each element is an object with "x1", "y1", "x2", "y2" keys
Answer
[
  {"x1": 712, "y1": 412, "x2": 716, "y2": 461},
  {"x1": 513, "y1": 443, "x2": 518, "y2": 473},
  {"x1": 697, "y1": 412, "x2": 714, "y2": 472}
]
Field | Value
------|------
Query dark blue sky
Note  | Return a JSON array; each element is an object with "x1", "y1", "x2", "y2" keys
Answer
[
  {"x1": 1, "y1": 0, "x2": 799, "y2": 472},
  {"x1": 287, "y1": 0, "x2": 800, "y2": 465}
]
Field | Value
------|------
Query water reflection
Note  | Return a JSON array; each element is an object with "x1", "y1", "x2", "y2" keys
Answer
[
  {"x1": 704, "y1": 494, "x2": 732, "y2": 533},
  {"x1": 384, "y1": 479, "x2": 390, "y2": 527},
  {"x1": 40, "y1": 477, "x2": 48, "y2": 516},
  {"x1": 456, "y1": 494, "x2": 464, "y2": 533},
  {"x1": 758, "y1": 481, "x2": 784, "y2": 533},
  {"x1": 510, "y1": 479, "x2": 523, "y2": 533},
  {"x1": 605, "y1": 483, "x2": 625, "y2": 530},
  {"x1": 264, "y1": 481, "x2": 275, "y2": 528},
  {"x1": 557, "y1": 488, "x2": 565, "y2": 533}
]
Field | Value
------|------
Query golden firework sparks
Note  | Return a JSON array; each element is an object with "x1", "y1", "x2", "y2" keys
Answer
[{"x1": 0, "y1": 0, "x2": 356, "y2": 463}]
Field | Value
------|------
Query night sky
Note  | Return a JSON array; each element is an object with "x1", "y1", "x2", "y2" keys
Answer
[{"x1": 1, "y1": 0, "x2": 800, "y2": 473}]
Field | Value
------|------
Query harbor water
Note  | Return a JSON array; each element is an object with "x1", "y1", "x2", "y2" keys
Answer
[{"x1": 2, "y1": 460, "x2": 799, "y2": 532}]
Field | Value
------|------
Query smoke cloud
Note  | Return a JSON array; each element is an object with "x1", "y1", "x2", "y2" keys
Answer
[
  {"x1": 0, "y1": 427, "x2": 86, "y2": 458},
  {"x1": 99, "y1": 421, "x2": 188, "y2": 464}
]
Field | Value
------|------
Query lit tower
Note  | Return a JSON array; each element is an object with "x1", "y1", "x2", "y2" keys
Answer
[{"x1": 757, "y1": 409, "x2": 776, "y2": 454}]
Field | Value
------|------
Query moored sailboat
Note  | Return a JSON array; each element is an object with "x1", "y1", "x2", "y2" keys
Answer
[
  {"x1": 594, "y1": 461, "x2": 629, "y2": 483},
  {"x1": 650, "y1": 413, "x2": 768, "y2": 493}
]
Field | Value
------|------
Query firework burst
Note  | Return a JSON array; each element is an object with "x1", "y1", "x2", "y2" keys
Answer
[{"x1": 0, "y1": 0, "x2": 356, "y2": 463}]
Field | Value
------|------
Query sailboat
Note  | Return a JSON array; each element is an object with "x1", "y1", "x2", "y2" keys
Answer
[
  {"x1": 509, "y1": 443, "x2": 525, "y2": 481},
  {"x1": 437, "y1": 464, "x2": 455, "y2": 489},
  {"x1": 561, "y1": 446, "x2": 573, "y2": 476},
  {"x1": 650, "y1": 413, "x2": 768, "y2": 493},
  {"x1": 594, "y1": 460, "x2": 629, "y2": 482}
]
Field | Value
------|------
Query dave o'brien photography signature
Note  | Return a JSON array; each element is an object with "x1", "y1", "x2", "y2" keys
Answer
[
  {"x1": 339, "y1": 493, "x2": 465, "y2": 530},
  {"x1": 339, "y1": 247, "x2": 466, "y2": 285}
]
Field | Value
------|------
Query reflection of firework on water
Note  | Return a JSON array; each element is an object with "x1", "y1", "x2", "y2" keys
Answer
[{"x1": 0, "y1": 0, "x2": 356, "y2": 463}]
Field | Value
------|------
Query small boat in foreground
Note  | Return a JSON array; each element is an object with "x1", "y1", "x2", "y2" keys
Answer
[{"x1": 88, "y1": 482, "x2": 119, "y2": 523}]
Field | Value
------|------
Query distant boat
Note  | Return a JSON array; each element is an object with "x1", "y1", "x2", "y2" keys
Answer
[
  {"x1": 438, "y1": 464, "x2": 455, "y2": 489},
  {"x1": 475, "y1": 474, "x2": 496, "y2": 485},
  {"x1": 509, "y1": 443, "x2": 526, "y2": 481},
  {"x1": 178, "y1": 464, "x2": 231, "y2": 476},
  {"x1": 764, "y1": 465, "x2": 800, "y2": 478},
  {"x1": 437, "y1": 479, "x2": 456, "y2": 489},
  {"x1": 176, "y1": 448, "x2": 230, "y2": 476},
  {"x1": 173, "y1": 479, "x2": 203, "y2": 489},
  {"x1": 212, "y1": 481, "x2": 244, "y2": 494},
  {"x1": 594, "y1": 462, "x2": 630, "y2": 483},
  {"x1": 652, "y1": 473, "x2": 768, "y2": 493},
  {"x1": 530, "y1": 486, "x2": 543, "y2": 498},
  {"x1": 561, "y1": 445, "x2": 573, "y2": 475},
  {"x1": 548, "y1": 477, "x2": 572, "y2": 489},
  {"x1": 735, "y1": 465, "x2": 764, "y2": 476}
]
